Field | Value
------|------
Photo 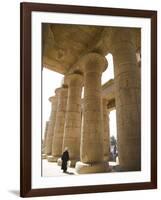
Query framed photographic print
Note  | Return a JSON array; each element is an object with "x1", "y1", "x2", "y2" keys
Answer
[{"x1": 20, "y1": 2, "x2": 157, "y2": 197}]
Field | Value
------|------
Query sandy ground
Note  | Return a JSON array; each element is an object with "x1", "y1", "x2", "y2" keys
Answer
[
  {"x1": 42, "y1": 159, "x2": 118, "y2": 177},
  {"x1": 42, "y1": 159, "x2": 78, "y2": 177}
]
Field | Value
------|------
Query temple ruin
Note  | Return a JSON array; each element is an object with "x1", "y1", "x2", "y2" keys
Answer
[{"x1": 42, "y1": 23, "x2": 141, "y2": 174}]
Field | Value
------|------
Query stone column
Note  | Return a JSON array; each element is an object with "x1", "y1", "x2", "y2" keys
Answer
[
  {"x1": 112, "y1": 28, "x2": 141, "y2": 171},
  {"x1": 45, "y1": 96, "x2": 58, "y2": 157},
  {"x1": 42, "y1": 121, "x2": 49, "y2": 157},
  {"x1": 102, "y1": 99, "x2": 110, "y2": 161},
  {"x1": 51, "y1": 86, "x2": 68, "y2": 161},
  {"x1": 62, "y1": 73, "x2": 83, "y2": 167},
  {"x1": 76, "y1": 53, "x2": 109, "y2": 174}
]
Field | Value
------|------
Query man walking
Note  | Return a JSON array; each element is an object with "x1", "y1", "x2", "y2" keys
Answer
[{"x1": 61, "y1": 147, "x2": 69, "y2": 173}]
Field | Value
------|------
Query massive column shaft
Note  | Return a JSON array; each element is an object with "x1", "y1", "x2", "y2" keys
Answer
[
  {"x1": 45, "y1": 96, "x2": 58, "y2": 156},
  {"x1": 112, "y1": 29, "x2": 141, "y2": 171},
  {"x1": 42, "y1": 121, "x2": 49, "y2": 154},
  {"x1": 102, "y1": 99, "x2": 110, "y2": 161},
  {"x1": 76, "y1": 53, "x2": 109, "y2": 174},
  {"x1": 62, "y1": 73, "x2": 83, "y2": 166},
  {"x1": 51, "y1": 86, "x2": 68, "y2": 161}
]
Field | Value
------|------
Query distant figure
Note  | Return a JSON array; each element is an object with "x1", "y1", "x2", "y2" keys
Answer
[
  {"x1": 113, "y1": 144, "x2": 117, "y2": 155},
  {"x1": 61, "y1": 147, "x2": 69, "y2": 173},
  {"x1": 113, "y1": 144, "x2": 117, "y2": 161}
]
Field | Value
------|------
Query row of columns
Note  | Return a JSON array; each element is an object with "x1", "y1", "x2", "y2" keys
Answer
[
  {"x1": 43, "y1": 53, "x2": 111, "y2": 173},
  {"x1": 43, "y1": 29, "x2": 141, "y2": 173},
  {"x1": 48, "y1": 87, "x2": 68, "y2": 162},
  {"x1": 43, "y1": 92, "x2": 111, "y2": 166}
]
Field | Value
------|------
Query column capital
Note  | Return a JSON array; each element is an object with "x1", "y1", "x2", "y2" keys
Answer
[
  {"x1": 80, "y1": 53, "x2": 108, "y2": 73},
  {"x1": 110, "y1": 28, "x2": 136, "y2": 52},
  {"x1": 48, "y1": 96, "x2": 56, "y2": 103},
  {"x1": 64, "y1": 73, "x2": 83, "y2": 87},
  {"x1": 55, "y1": 87, "x2": 68, "y2": 96}
]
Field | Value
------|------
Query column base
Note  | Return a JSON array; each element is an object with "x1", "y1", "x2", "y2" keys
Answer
[
  {"x1": 57, "y1": 158, "x2": 78, "y2": 168},
  {"x1": 116, "y1": 165, "x2": 141, "y2": 172},
  {"x1": 70, "y1": 159, "x2": 78, "y2": 167},
  {"x1": 75, "y1": 161, "x2": 110, "y2": 174},
  {"x1": 47, "y1": 155, "x2": 59, "y2": 162}
]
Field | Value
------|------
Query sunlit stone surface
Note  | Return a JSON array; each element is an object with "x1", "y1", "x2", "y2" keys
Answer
[
  {"x1": 62, "y1": 73, "x2": 83, "y2": 167},
  {"x1": 111, "y1": 29, "x2": 141, "y2": 171},
  {"x1": 45, "y1": 96, "x2": 58, "y2": 156},
  {"x1": 51, "y1": 86, "x2": 68, "y2": 161}
]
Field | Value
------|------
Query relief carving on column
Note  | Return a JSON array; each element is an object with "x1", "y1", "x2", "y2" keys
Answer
[
  {"x1": 111, "y1": 28, "x2": 141, "y2": 171},
  {"x1": 62, "y1": 73, "x2": 83, "y2": 167}
]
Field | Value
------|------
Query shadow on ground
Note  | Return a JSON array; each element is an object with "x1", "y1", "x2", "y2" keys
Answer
[
  {"x1": 8, "y1": 190, "x2": 19, "y2": 197},
  {"x1": 64, "y1": 171, "x2": 75, "y2": 175}
]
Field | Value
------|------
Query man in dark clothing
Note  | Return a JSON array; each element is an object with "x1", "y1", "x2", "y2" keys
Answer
[{"x1": 61, "y1": 147, "x2": 69, "y2": 173}]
